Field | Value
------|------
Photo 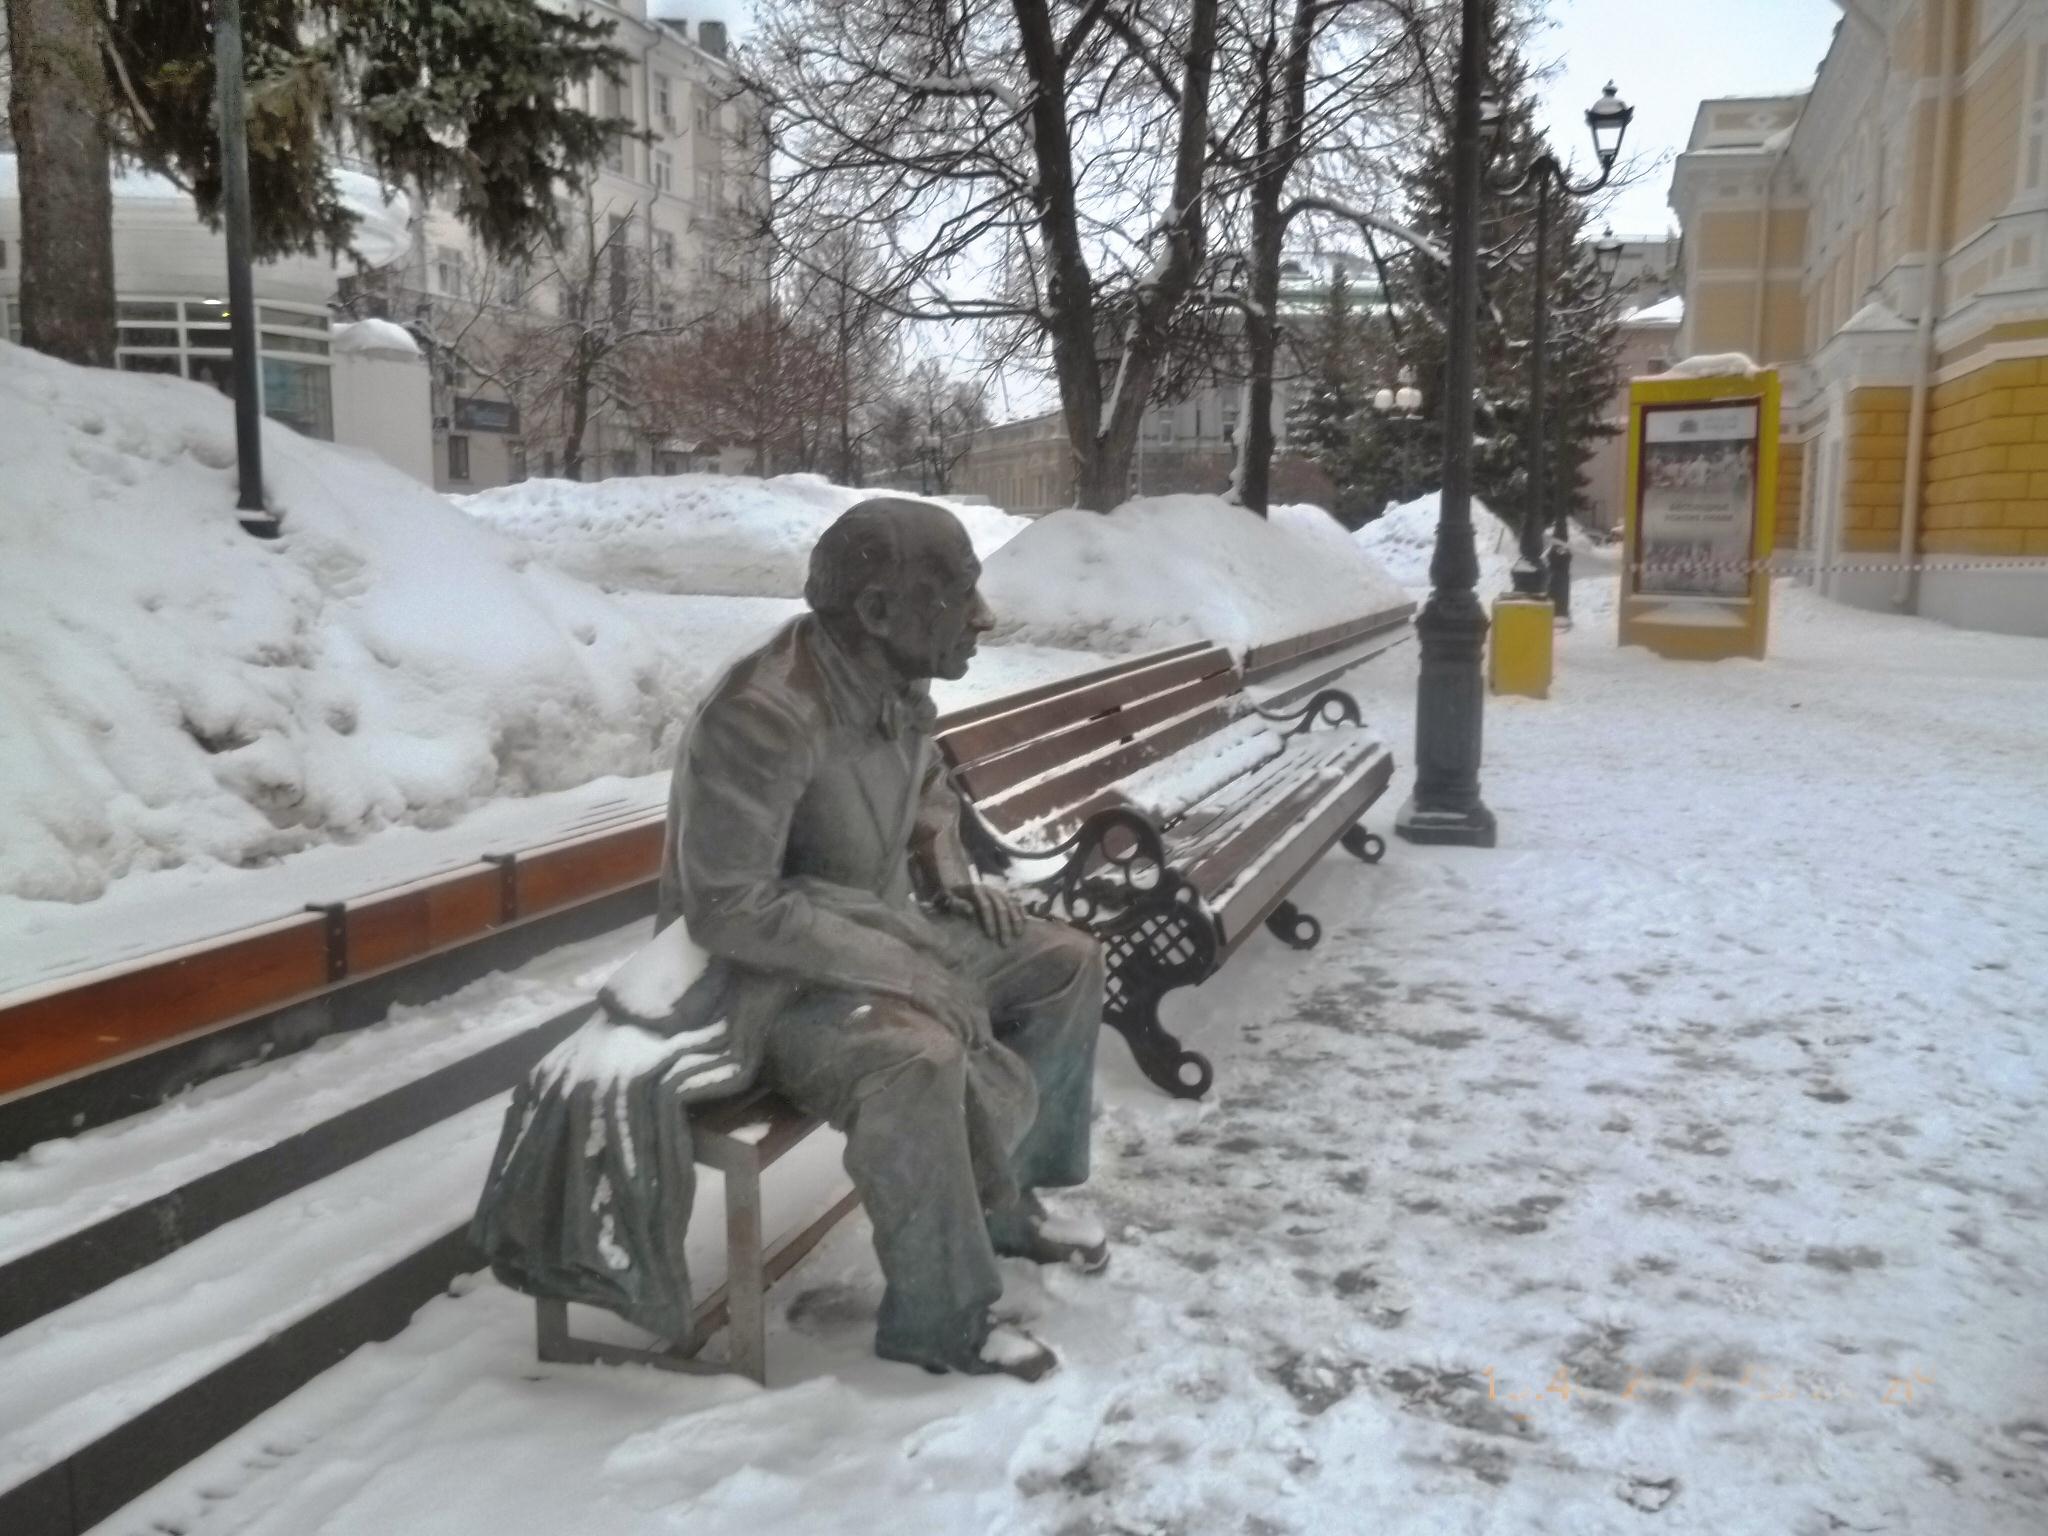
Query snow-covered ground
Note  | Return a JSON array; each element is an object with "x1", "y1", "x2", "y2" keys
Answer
[{"x1": 91, "y1": 560, "x2": 2048, "y2": 1536}]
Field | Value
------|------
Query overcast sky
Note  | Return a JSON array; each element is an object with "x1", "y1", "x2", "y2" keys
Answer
[{"x1": 1530, "y1": 0, "x2": 1843, "y2": 238}]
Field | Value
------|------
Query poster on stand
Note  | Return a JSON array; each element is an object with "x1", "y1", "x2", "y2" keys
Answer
[{"x1": 1634, "y1": 402, "x2": 1760, "y2": 598}]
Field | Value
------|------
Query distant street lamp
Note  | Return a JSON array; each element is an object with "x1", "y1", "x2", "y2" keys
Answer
[
  {"x1": 1371, "y1": 365, "x2": 1426, "y2": 503},
  {"x1": 1484, "y1": 81, "x2": 1633, "y2": 621}
]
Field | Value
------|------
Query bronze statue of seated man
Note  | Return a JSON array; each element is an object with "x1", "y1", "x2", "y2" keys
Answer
[{"x1": 477, "y1": 497, "x2": 1109, "y2": 1383}]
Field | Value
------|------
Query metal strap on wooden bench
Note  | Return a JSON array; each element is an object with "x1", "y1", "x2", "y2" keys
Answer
[
  {"x1": 534, "y1": 1088, "x2": 856, "y2": 1385},
  {"x1": 940, "y1": 660, "x2": 1394, "y2": 1100}
]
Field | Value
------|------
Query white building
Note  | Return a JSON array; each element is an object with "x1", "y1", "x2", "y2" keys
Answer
[
  {"x1": 351, "y1": 5, "x2": 768, "y2": 492},
  {"x1": 0, "y1": 155, "x2": 432, "y2": 481}
]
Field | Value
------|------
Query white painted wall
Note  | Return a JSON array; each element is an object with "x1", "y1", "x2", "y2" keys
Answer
[{"x1": 332, "y1": 351, "x2": 434, "y2": 487}]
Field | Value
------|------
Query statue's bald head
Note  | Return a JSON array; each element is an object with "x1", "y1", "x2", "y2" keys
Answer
[
  {"x1": 805, "y1": 497, "x2": 976, "y2": 624},
  {"x1": 805, "y1": 497, "x2": 993, "y2": 683}
]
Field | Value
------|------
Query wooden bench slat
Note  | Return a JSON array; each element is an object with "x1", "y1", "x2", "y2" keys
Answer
[
  {"x1": 952, "y1": 669, "x2": 1240, "y2": 803},
  {"x1": 978, "y1": 701, "x2": 1235, "y2": 834},
  {"x1": 935, "y1": 641, "x2": 1216, "y2": 734},
  {"x1": 938, "y1": 646, "x2": 1234, "y2": 769},
  {"x1": 1239, "y1": 601, "x2": 1415, "y2": 680}
]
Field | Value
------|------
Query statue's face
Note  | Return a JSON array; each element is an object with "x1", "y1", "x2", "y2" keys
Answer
[{"x1": 859, "y1": 512, "x2": 994, "y2": 682}]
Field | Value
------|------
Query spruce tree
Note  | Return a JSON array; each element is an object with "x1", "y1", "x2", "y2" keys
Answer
[
  {"x1": 1285, "y1": 263, "x2": 1363, "y2": 481},
  {"x1": 1373, "y1": 36, "x2": 1623, "y2": 543},
  {"x1": 8, "y1": 0, "x2": 633, "y2": 363}
]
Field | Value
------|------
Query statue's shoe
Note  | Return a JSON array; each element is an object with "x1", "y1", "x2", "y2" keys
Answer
[
  {"x1": 877, "y1": 1323, "x2": 1059, "y2": 1383},
  {"x1": 995, "y1": 1206, "x2": 1110, "y2": 1274}
]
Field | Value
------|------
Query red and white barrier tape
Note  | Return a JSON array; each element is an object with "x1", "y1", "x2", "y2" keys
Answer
[{"x1": 1631, "y1": 555, "x2": 2047, "y2": 578}]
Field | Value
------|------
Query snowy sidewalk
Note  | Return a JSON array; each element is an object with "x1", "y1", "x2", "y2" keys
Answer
[{"x1": 102, "y1": 575, "x2": 2048, "y2": 1536}]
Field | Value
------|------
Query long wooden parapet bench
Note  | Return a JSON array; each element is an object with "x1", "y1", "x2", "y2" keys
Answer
[{"x1": 0, "y1": 601, "x2": 1412, "y2": 1150}]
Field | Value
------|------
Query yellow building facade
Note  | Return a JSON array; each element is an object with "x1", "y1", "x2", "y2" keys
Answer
[{"x1": 1669, "y1": 0, "x2": 2048, "y2": 635}]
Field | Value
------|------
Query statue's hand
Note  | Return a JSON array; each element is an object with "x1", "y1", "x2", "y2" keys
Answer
[{"x1": 943, "y1": 883, "x2": 1027, "y2": 947}]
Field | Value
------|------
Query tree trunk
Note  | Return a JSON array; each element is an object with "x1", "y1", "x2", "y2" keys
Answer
[
  {"x1": 1237, "y1": 1, "x2": 1318, "y2": 516},
  {"x1": 7, "y1": 0, "x2": 117, "y2": 366},
  {"x1": 564, "y1": 339, "x2": 594, "y2": 480},
  {"x1": 1238, "y1": 213, "x2": 1285, "y2": 516}
]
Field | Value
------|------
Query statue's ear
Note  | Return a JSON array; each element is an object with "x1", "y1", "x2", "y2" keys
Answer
[{"x1": 852, "y1": 585, "x2": 893, "y2": 637}]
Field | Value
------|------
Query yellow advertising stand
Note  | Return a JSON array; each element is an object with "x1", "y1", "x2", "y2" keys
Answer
[{"x1": 1620, "y1": 369, "x2": 1779, "y2": 661}]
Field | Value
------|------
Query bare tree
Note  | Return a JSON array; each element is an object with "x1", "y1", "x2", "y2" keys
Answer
[
  {"x1": 456, "y1": 196, "x2": 704, "y2": 481},
  {"x1": 745, "y1": 0, "x2": 1222, "y2": 512},
  {"x1": 1201, "y1": 0, "x2": 1450, "y2": 513},
  {"x1": 873, "y1": 357, "x2": 992, "y2": 493},
  {"x1": 786, "y1": 228, "x2": 904, "y2": 484},
  {"x1": 636, "y1": 290, "x2": 840, "y2": 475}
]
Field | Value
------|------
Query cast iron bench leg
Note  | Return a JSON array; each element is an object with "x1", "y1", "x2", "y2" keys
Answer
[
  {"x1": 1100, "y1": 899, "x2": 1217, "y2": 1100},
  {"x1": 1341, "y1": 824, "x2": 1386, "y2": 864},
  {"x1": 1106, "y1": 985, "x2": 1214, "y2": 1100},
  {"x1": 1264, "y1": 901, "x2": 1322, "y2": 951}
]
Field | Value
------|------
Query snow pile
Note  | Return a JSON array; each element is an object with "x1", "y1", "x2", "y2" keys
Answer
[
  {"x1": 1622, "y1": 294, "x2": 1684, "y2": 326},
  {"x1": 1355, "y1": 490, "x2": 1521, "y2": 594},
  {"x1": 1663, "y1": 352, "x2": 1766, "y2": 379},
  {"x1": 0, "y1": 343, "x2": 684, "y2": 904},
  {"x1": 981, "y1": 496, "x2": 1409, "y2": 659},
  {"x1": 331, "y1": 319, "x2": 421, "y2": 359},
  {"x1": 457, "y1": 475, "x2": 1029, "y2": 598}
]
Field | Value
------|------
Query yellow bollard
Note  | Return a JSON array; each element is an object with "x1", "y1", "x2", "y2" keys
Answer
[{"x1": 1489, "y1": 595, "x2": 1554, "y2": 698}]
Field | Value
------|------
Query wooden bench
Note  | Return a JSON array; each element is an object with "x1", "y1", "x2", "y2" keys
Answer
[{"x1": 941, "y1": 640, "x2": 1394, "y2": 1099}]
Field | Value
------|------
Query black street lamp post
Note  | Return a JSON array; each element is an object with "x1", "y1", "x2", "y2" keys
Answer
[
  {"x1": 1485, "y1": 83, "x2": 1632, "y2": 621},
  {"x1": 215, "y1": 0, "x2": 277, "y2": 537},
  {"x1": 1395, "y1": 0, "x2": 1496, "y2": 850}
]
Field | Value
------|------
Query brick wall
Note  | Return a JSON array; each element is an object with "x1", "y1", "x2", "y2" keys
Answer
[{"x1": 1922, "y1": 357, "x2": 2048, "y2": 555}]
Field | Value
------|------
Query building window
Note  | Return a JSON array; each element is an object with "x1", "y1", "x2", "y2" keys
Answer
[
  {"x1": 695, "y1": 169, "x2": 714, "y2": 205},
  {"x1": 104, "y1": 295, "x2": 334, "y2": 439},
  {"x1": 612, "y1": 448, "x2": 638, "y2": 478},
  {"x1": 658, "y1": 230, "x2": 677, "y2": 271},
  {"x1": 655, "y1": 74, "x2": 673, "y2": 125},
  {"x1": 604, "y1": 134, "x2": 626, "y2": 175},
  {"x1": 695, "y1": 91, "x2": 712, "y2": 134},
  {"x1": 436, "y1": 251, "x2": 460, "y2": 294},
  {"x1": 654, "y1": 151, "x2": 674, "y2": 193},
  {"x1": 508, "y1": 442, "x2": 528, "y2": 483},
  {"x1": 448, "y1": 435, "x2": 472, "y2": 482}
]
